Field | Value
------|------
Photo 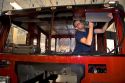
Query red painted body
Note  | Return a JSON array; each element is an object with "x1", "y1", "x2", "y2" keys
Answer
[{"x1": 0, "y1": 54, "x2": 125, "y2": 83}]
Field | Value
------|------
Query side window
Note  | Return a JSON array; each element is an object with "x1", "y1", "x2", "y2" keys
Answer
[
  {"x1": 3, "y1": 24, "x2": 27, "y2": 53},
  {"x1": 40, "y1": 33, "x2": 46, "y2": 53},
  {"x1": 106, "y1": 23, "x2": 117, "y2": 54},
  {"x1": 85, "y1": 12, "x2": 118, "y2": 55}
]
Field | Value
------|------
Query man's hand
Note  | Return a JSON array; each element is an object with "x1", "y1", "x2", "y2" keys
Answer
[{"x1": 89, "y1": 21, "x2": 94, "y2": 28}]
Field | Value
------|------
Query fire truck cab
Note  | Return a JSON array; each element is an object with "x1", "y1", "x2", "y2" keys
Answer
[{"x1": 0, "y1": 1, "x2": 125, "y2": 83}]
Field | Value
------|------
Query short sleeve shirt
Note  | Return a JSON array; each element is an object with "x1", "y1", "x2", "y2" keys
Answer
[{"x1": 73, "y1": 29, "x2": 94, "y2": 54}]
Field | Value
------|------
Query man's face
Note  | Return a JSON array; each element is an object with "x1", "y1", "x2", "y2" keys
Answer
[{"x1": 74, "y1": 20, "x2": 84, "y2": 30}]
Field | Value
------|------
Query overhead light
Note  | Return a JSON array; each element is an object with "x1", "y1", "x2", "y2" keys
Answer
[
  {"x1": 10, "y1": 1, "x2": 22, "y2": 10},
  {"x1": 109, "y1": 1, "x2": 116, "y2": 4}
]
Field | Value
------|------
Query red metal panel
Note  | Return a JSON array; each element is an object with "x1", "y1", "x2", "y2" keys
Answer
[
  {"x1": 0, "y1": 54, "x2": 125, "y2": 83},
  {"x1": 113, "y1": 10, "x2": 125, "y2": 54},
  {"x1": 0, "y1": 16, "x2": 11, "y2": 52}
]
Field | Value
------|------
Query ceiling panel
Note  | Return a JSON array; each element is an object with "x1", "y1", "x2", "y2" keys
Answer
[
  {"x1": 57, "y1": 0, "x2": 74, "y2": 6},
  {"x1": 0, "y1": 0, "x2": 12, "y2": 11},
  {"x1": 76, "y1": 0, "x2": 86, "y2": 4},
  {"x1": 0, "y1": 0, "x2": 124, "y2": 12}
]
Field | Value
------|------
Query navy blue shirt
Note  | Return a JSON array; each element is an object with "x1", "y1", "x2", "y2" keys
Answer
[{"x1": 73, "y1": 29, "x2": 94, "y2": 54}]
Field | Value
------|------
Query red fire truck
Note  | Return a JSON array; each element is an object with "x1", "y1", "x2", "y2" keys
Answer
[{"x1": 0, "y1": 1, "x2": 125, "y2": 83}]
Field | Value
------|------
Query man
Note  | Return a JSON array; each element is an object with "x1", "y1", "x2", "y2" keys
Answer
[{"x1": 73, "y1": 13, "x2": 113, "y2": 54}]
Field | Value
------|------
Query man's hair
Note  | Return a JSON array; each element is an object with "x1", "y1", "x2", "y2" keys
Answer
[
  {"x1": 73, "y1": 20, "x2": 81, "y2": 27},
  {"x1": 73, "y1": 20, "x2": 84, "y2": 27}
]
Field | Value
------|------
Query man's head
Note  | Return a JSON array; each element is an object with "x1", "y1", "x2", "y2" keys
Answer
[{"x1": 73, "y1": 20, "x2": 85, "y2": 30}]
